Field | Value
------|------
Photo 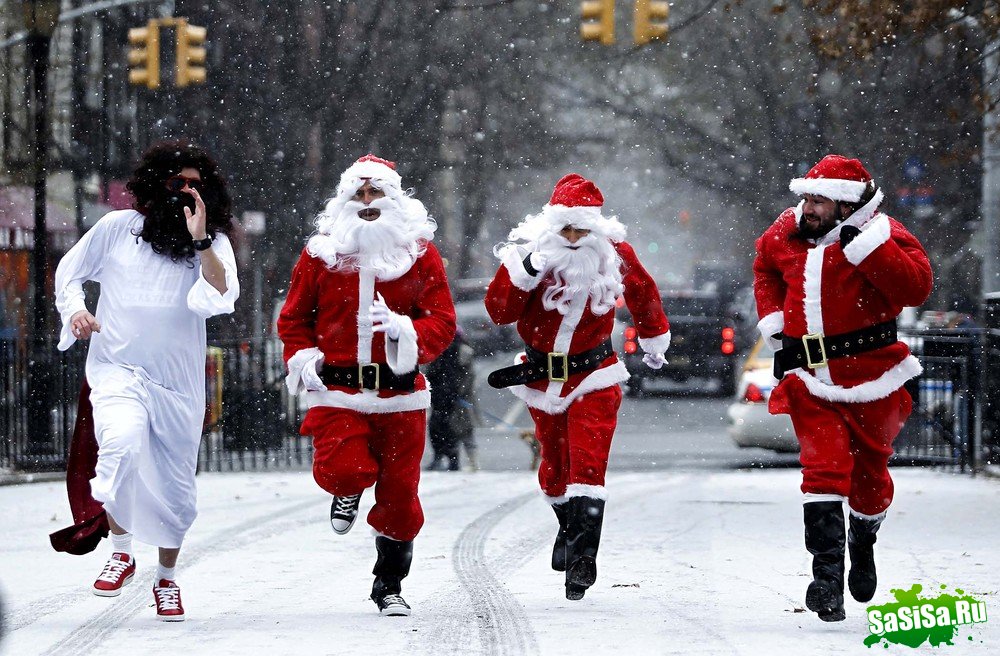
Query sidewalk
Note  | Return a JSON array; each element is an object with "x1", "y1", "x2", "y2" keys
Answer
[{"x1": 0, "y1": 467, "x2": 996, "y2": 655}]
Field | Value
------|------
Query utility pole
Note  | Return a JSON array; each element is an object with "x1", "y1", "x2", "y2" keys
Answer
[
  {"x1": 984, "y1": 42, "x2": 1000, "y2": 304},
  {"x1": 23, "y1": 0, "x2": 62, "y2": 468}
]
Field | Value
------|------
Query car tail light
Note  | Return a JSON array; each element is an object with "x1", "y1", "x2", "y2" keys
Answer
[
  {"x1": 721, "y1": 326, "x2": 735, "y2": 355},
  {"x1": 743, "y1": 383, "x2": 765, "y2": 403},
  {"x1": 624, "y1": 326, "x2": 637, "y2": 340},
  {"x1": 623, "y1": 325, "x2": 638, "y2": 354},
  {"x1": 624, "y1": 340, "x2": 638, "y2": 354}
]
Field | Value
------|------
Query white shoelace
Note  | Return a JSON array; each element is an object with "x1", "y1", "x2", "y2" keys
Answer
[
  {"x1": 334, "y1": 494, "x2": 361, "y2": 515},
  {"x1": 154, "y1": 585, "x2": 182, "y2": 611},
  {"x1": 97, "y1": 557, "x2": 130, "y2": 583},
  {"x1": 381, "y1": 594, "x2": 408, "y2": 608}
]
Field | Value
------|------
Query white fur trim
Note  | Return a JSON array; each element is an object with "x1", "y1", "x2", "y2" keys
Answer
[
  {"x1": 789, "y1": 177, "x2": 868, "y2": 203},
  {"x1": 543, "y1": 204, "x2": 627, "y2": 242},
  {"x1": 357, "y1": 270, "x2": 376, "y2": 363},
  {"x1": 510, "y1": 360, "x2": 630, "y2": 415},
  {"x1": 803, "y1": 493, "x2": 847, "y2": 504},
  {"x1": 384, "y1": 315, "x2": 418, "y2": 375},
  {"x1": 500, "y1": 245, "x2": 542, "y2": 292},
  {"x1": 638, "y1": 331, "x2": 671, "y2": 355},
  {"x1": 339, "y1": 160, "x2": 402, "y2": 192},
  {"x1": 802, "y1": 245, "x2": 833, "y2": 385},
  {"x1": 842, "y1": 214, "x2": 891, "y2": 266},
  {"x1": 756, "y1": 311, "x2": 784, "y2": 348},
  {"x1": 849, "y1": 508, "x2": 887, "y2": 522},
  {"x1": 788, "y1": 355, "x2": 922, "y2": 403},
  {"x1": 285, "y1": 347, "x2": 323, "y2": 395},
  {"x1": 303, "y1": 388, "x2": 431, "y2": 413},
  {"x1": 565, "y1": 483, "x2": 608, "y2": 500},
  {"x1": 542, "y1": 491, "x2": 567, "y2": 506}
]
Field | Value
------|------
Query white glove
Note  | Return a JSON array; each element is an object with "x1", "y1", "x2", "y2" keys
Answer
[
  {"x1": 642, "y1": 352, "x2": 667, "y2": 370},
  {"x1": 300, "y1": 354, "x2": 326, "y2": 391},
  {"x1": 527, "y1": 252, "x2": 547, "y2": 275},
  {"x1": 371, "y1": 293, "x2": 402, "y2": 341}
]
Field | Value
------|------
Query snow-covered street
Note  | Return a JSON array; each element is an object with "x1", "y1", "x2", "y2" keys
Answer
[{"x1": 1, "y1": 467, "x2": 996, "y2": 655}]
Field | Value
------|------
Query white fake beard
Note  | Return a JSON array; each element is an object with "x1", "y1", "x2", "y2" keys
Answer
[
  {"x1": 307, "y1": 196, "x2": 434, "y2": 280},
  {"x1": 535, "y1": 231, "x2": 623, "y2": 316}
]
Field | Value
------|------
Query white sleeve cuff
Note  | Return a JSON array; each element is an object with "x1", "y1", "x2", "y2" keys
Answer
[
  {"x1": 56, "y1": 291, "x2": 88, "y2": 351},
  {"x1": 500, "y1": 245, "x2": 542, "y2": 292},
  {"x1": 286, "y1": 347, "x2": 323, "y2": 395},
  {"x1": 756, "y1": 311, "x2": 784, "y2": 350},
  {"x1": 187, "y1": 247, "x2": 241, "y2": 318},
  {"x1": 385, "y1": 315, "x2": 419, "y2": 375},
  {"x1": 638, "y1": 331, "x2": 671, "y2": 354},
  {"x1": 843, "y1": 215, "x2": 891, "y2": 266}
]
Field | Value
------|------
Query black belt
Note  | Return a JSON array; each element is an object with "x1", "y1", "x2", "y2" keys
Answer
[
  {"x1": 773, "y1": 320, "x2": 898, "y2": 379},
  {"x1": 320, "y1": 363, "x2": 418, "y2": 391},
  {"x1": 488, "y1": 340, "x2": 614, "y2": 389}
]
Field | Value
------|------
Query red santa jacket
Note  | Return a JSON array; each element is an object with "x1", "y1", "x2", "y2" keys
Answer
[
  {"x1": 278, "y1": 242, "x2": 456, "y2": 413},
  {"x1": 753, "y1": 198, "x2": 932, "y2": 404},
  {"x1": 485, "y1": 240, "x2": 670, "y2": 414}
]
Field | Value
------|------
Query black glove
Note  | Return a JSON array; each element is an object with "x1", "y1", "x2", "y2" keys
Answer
[{"x1": 840, "y1": 225, "x2": 861, "y2": 249}]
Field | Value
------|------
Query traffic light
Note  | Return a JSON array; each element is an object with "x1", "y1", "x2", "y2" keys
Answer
[
  {"x1": 634, "y1": 0, "x2": 669, "y2": 46},
  {"x1": 175, "y1": 18, "x2": 207, "y2": 87},
  {"x1": 580, "y1": 0, "x2": 615, "y2": 45},
  {"x1": 127, "y1": 20, "x2": 160, "y2": 89}
]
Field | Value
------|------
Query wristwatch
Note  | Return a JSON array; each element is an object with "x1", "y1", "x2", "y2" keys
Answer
[{"x1": 192, "y1": 236, "x2": 213, "y2": 251}]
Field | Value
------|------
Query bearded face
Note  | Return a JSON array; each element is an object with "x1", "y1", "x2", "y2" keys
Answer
[
  {"x1": 306, "y1": 186, "x2": 436, "y2": 281},
  {"x1": 531, "y1": 226, "x2": 623, "y2": 316}
]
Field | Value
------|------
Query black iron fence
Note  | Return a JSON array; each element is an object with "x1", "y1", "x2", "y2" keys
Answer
[{"x1": 2, "y1": 323, "x2": 998, "y2": 475}]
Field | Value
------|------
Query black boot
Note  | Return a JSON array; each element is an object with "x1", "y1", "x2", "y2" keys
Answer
[
  {"x1": 551, "y1": 503, "x2": 569, "y2": 572},
  {"x1": 371, "y1": 536, "x2": 413, "y2": 616},
  {"x1": 848, "y1": 512, "x2": 884, "y2": 603},
  {"x1": 563, "y1": 496, "x2": 605, "y2": 601},
  {"x1": 803, "y1": 501, "x2": 846, "y2": 622}
]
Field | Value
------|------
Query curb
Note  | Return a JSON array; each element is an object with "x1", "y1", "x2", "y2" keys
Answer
[{"x1": 0, "y1": 471, "x2": 66, "y2": 487}]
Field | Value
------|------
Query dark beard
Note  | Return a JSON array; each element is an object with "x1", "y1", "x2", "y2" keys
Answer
[{"x1": 133, "y1": 194, "x2": 199, "y2": 262}]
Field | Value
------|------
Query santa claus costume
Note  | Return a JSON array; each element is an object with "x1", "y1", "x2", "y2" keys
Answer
[
  {"x1": 278, "y1": 155, "x2": 455, "y2": 616},
  {"x1": 753, "y1": 154, "x2": 932, "y2": 621},
  {"x1": 485, "y1": 173, "x2": 670, "y2": 600}
]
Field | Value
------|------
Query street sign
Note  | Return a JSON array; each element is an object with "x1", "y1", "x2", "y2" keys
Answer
[{"x1": 903, "y1": 156, "x2": 927, "y2": 182}]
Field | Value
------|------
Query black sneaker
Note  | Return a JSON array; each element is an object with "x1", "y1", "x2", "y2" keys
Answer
[
  {"x1": 374, "y1": 593, "x2": 411, "y2": 616},
  {"x1": 330, "y1": 493, "x2": 362, "y2": 535}
]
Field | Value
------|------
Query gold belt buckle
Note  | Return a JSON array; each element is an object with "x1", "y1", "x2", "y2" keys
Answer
[
  {"x1": 358, "y1": 363, "x2": 380, "y2": 390},
  {"x1": 547, "y1": 352, "x2": 569, "y2": 382},
  {"x1": 802, "y1": 333, "x2": 828, "y2": 369}
]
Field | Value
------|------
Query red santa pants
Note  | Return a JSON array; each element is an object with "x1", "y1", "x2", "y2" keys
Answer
[
  {"x1": 300, "y1": 407, "x2": 425, "y2": 541},
  {"x1": 773, "y1": 376, "x2": 913, "y2": 516},
  {"x1": 528, "y1": 385, "x2": 622, "y2": 499}
]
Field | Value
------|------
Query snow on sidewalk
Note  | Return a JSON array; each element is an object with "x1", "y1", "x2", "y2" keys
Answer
[{"x1": 0, "y1": 468, "x2": 996, "y2": 655}]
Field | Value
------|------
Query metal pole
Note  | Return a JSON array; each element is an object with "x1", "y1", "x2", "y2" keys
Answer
[
  {"x1": 982, "y1": 43, "x2": 1000, "y2": 304},
  {"x1": 25, "y1": 26, "x2": 54, "y2": 465}
]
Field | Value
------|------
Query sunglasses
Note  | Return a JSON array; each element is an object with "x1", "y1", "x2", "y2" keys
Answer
[{"x1": 165, "y1": 175, "x2": 203, "y2": 193}]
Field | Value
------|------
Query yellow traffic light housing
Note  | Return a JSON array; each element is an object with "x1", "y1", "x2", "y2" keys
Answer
[
  {"x1": 634, "y1": 0, "x2": 669, "y2": 46},
  {"x1": 581, "y1": 0, "x2": 615, "y2": 45},
  {"x1": 127, "y1": 21, "x2": 160, "y2": 89},
  {"x1": 175, "y1": 18, "x2": 207, "y2": 87}
]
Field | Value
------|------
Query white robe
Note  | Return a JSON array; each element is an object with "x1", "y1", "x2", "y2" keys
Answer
[{"x1": 55, "y1": 209, "x2": 239, "y2": 548}]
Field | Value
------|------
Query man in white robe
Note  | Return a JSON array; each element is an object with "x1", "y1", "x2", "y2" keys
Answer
[{"x1": 53, "y1": 141, "x2": 239, "y2": 621}]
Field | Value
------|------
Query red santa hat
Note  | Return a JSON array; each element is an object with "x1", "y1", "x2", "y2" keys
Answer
[
  {"x1": 541, "y1": 173, "x2": 626, "y2": 241},
  {"x1": 789, "y1": 154, "x2": 874, "y2": 203},
  {"x1": 337, "y1": 153, "x2": 403, "y2": 196}
]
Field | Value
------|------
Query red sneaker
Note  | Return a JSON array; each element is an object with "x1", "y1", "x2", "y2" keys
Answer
[
  {"x1": 93, "y1": 553, "x2": 136, "y2": 597},
  {"x1": 153, "y1": 579, "x2": 185, "y2": 621}
]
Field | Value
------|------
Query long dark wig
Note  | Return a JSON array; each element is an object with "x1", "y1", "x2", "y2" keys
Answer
[{"x1": 126, "y1": 140, "x2": 234, "y2": 262}]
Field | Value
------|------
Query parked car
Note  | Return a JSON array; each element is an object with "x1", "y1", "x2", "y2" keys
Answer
[
  {"x1": 726, "y1": 337, "x2": 797, "y2": 452},
  {"x1": 454, "y1": 298, "x2": 519, "y2": 357},
  {"x1": 619, "y1": 290, "x2": 740, "y2": 396}
]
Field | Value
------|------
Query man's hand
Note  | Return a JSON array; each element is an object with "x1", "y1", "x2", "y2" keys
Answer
[
  {"x1": 184, "y1": 186, "x2": 208, "y2": 240},
  {"x1": 301, "y1": 353, "x2": 325, "y2": 391},
  {"x1": 642, "y1": 352, "x2": 667, "y2": 370},
  {"x1": 70, "y1": 310, "x2": 101, "y2": 340},
  {"x1": 371, "y1": 293, "x2": 403, "y2": 340},
  {"x1": 840, "y1": 225, "x2": 861, "y2": 250},
  {"x1": 523, "y1": 252, "x2": 547, "y2": 276}
]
